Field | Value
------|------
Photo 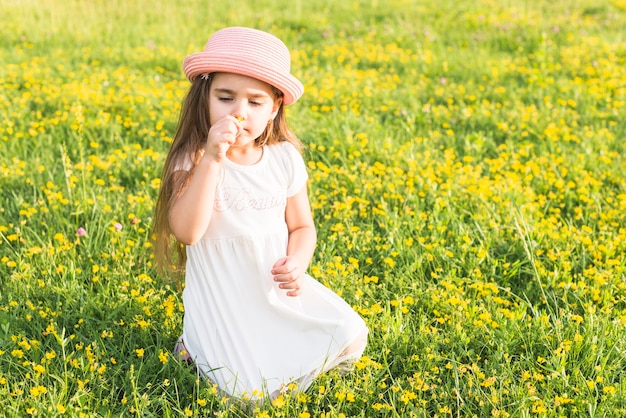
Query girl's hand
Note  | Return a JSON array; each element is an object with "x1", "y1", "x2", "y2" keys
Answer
[
  {"x1": 271, "y1": 256, "x2": 303, "y2": 297},
  {"x1": 204, "y1": 116, "x2": 243, "y2": 161}
]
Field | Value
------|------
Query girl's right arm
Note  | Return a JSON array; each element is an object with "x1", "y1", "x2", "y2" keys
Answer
[
  {"x1": 168, "y1": 116, "x2": 240, "y2": 245},
  {"x1": 168, "y1": 157, "x2": 222, "y2": 245}
]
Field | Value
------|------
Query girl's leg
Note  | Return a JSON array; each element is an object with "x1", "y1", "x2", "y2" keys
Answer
[
  {"x1": 332, "y1": 327, "x2": 368, "y2": 374},
  {"x1": 174, "y1": 339, "x2": 193, "y2": 365},
  {"x1": 340, "y1": 327, "x2": 368, "y2": 358},
  {"x1": 271, "y1": 327, "x2": 369, "y2": 398},
  {"x1": 270, "y1": 327, "x2": 369, "y2": 400}
]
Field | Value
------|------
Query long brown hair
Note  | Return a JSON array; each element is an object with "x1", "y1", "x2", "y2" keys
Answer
[{"x1": 152, "y1": 74, "x2": 302, "y2": 276}]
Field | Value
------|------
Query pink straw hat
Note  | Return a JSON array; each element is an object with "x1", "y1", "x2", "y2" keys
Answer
[{"x1": 183, "y1": 27, "x2": 304, "y2": 106}]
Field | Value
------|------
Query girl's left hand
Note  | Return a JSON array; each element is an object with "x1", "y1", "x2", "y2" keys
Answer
[{"x1": 271, "y1": 256, "x2": 303, "y2": 297}]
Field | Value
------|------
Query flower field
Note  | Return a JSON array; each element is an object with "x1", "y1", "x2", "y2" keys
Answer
[{"x1": 1, "y1": 0, "x2": 625, "y2": 416}]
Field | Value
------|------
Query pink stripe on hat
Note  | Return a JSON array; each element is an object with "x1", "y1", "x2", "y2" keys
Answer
[{"x1": 183, "y1": 27, "x2": 304, "y2": 106}]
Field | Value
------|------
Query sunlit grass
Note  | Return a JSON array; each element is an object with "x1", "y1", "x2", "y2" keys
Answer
[{"x1": 1, "y1": 0, "x2": 625, "y2": 416}]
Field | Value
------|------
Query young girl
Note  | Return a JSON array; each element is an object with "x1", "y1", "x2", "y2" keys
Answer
[{"x1": 153, "y1": 27, "x2": 368, "y2": 400}]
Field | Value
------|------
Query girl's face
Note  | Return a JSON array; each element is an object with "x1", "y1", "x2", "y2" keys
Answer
[{"x1": 209, "y1": 72, "x2": 282, "y2": 148}]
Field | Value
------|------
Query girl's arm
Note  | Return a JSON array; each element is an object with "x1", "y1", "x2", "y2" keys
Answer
[
  {"x1": 272, "y1": 185, "x2": 317, "y2": 296},
  {"x1": 168, "y1": 157, "x2": 222, "y2": 245},
  {"x1": 169, "y1": 116, "x2": 240, "y2": 245}
]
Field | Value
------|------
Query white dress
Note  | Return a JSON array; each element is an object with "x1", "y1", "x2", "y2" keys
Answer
[{"x1": 180, "y1": 142, "x2": 368, "y2": 399}]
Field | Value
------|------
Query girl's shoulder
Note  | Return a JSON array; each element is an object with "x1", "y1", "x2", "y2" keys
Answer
[
  {"x1": 265, "y1": 141, "x2": 307, "y2": 174},
  {"x1": 265, "y1": 142, "x2": 308, "y2": 195},
  {"x1": 265, "y1": 141, "x2": 302, "y2": 161},
  {"x1": 269, "y1": 140, "x2": 299, "y2": 152}
]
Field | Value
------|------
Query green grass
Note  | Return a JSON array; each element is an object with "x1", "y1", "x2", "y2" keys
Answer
[{"x1": 1, "y1": 0, "x2": 626, "y2": 416}]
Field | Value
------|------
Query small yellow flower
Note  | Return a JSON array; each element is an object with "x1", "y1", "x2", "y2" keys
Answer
[
  {"x1": 32, "y1": 364, "x2": 45, "y2": 375},
  {"x1": 135, "y1": 348, "x2": 144, "y2": 358},
  {"x1": 272, "y1": 395, "x2": 285, "y2": 408},
  {"x1": 30, "y1": 385, "x2": 47, "y2": 397}
]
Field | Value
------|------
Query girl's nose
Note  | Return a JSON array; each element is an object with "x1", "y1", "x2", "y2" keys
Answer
[{"x1": 232, "y1": 101, "x2": 247, "y2": 121}]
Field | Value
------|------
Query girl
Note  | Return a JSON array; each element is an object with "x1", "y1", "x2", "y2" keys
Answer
[{"x1": 153, "y1": 27, "x2": 368, "y2": 401}]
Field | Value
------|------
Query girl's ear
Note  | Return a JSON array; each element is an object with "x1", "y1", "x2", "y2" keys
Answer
[{"x1": 271, "y1": 97, "x2": 283, "y2": 119}]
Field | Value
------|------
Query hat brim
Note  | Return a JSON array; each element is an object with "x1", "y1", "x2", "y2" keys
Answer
[{"x1": 183, "y1": 52, "x2": 304, "y2": 106}]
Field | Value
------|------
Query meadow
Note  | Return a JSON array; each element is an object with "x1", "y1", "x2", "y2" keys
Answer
[{"x1": 1, "y1": 0, "x2": 625, "y2": 416}]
